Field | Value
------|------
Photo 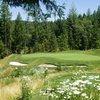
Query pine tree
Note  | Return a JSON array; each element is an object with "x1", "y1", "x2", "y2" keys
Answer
[
  {"x1": 49, "y1": 33, "x2": 58, "y2": 52},
  {"x1": 67, "y1": 5, "x2": 78, "y2": 49},
  {"x1": 13, "y1": 12, "x2": 26, "y2": 53},
  {"x1": 0, "y1": 1, "x2": 12, "y2": 55},
  {"x1": 96, "y1": 6, "x2": 100, "y2": 27}
]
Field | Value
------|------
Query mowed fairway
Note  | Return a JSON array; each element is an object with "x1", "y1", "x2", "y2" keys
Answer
[
  {"x1": 17, "y1": 50, "x2": 100, "y2": 67},
  {"x1": 22, "y1": 52, "x2": 100, "y2": 61},
  {"x1": 0, "y1": 50, "x2": 100, "y2": 100}
]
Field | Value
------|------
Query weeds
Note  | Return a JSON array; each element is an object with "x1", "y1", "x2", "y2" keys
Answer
[{"x1": 17, "y1": 77, "x2": 33, "y2": 100}]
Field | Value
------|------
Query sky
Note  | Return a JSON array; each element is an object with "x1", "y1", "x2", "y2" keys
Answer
[{"x1": 10, "y1": 0, "x2": 100, "y2": 21}]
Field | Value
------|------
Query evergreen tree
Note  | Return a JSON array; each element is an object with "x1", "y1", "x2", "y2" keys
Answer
[
  {"x1": 87, "y1": 8, "x2": 91, "y2": 19},
  {"x1": 0, "y1": 2, "x2": 100, "y2": 57},
  {"x1": 0, "y1": 1, "x2": 12, "y2": 55},
  {"x1": 13, "y1": 13, "x2": 26, "y2": 53},
  {"x1": 96, "y1": 5, "x2": 100, "y2": 27},
  {"x1": 0, "y1": 39, "x2": 5, "y2": 58},
  {"x1": 67, "y1": 6, "x2": 78, "y2": 49},
  {"x1": 48, "y1": 32, "x2": 58, "y2": 52},
  {"x1": 95, "y1": 6, "x2": 100, "y2": 48}
]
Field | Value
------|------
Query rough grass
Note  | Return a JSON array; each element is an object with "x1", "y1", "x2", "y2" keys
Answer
[{"x1": 0, "y1": 81, "x2": 21, "y2": 100}]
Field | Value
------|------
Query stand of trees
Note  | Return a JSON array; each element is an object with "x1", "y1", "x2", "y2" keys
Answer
[{"x1": 0, "y1": 2, "x2": 100, "y2": 58}]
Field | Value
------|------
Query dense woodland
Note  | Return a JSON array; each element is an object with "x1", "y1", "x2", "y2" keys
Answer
[{"x1": 0, "y1": 2, "x2": 100, "y2": 58}]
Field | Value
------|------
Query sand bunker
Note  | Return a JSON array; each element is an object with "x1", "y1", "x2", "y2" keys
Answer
[
  {"x1": 9, "y1": 62, "x2": 27, "y2": 66},
  {"x1": 66, "y1": 65, "x2": 87, "y2": 68},
  {"x1": 76, "y1": 66, "x2": 87, "y2": 68},
  {"x1": 38, "y1": 64, "x2": 57, "y2": 68}
]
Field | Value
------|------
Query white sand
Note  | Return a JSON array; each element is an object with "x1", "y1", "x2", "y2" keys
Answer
[
  {"x1": 9, "y1": 62, "x2": 27, "y2": 66},
  {"x1": 76, "y1": 66, "x2": 87, "y2": 68},
  {"x1": 38, "y1": 64, "x2": 57, "y2": 68}
]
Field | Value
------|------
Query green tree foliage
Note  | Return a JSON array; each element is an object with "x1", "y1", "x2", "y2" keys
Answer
[
  {"x1": 3, "y1": 0, "x2": 59, "y2": 21},
  {"x1": 53, "y1": 19, "x2": 68, "y2": 51},
  {"x1": 0, "y1": 3, "x2": 100, "y2": 58},
  {"x1": 0, "y1": 1, "x2": 12, "y2": 56},
  {"x1": 96, "y1": 6, "x2": 100, "y2": 48},
  {"x1": 49, "y1": 32, "x2": 58, "y2": 52},
  {"x1": 23, "y1": 17, "x2": 32, "y2": 53},
  {"x1": 67, "y1": 6, "x2": 78, "y2": 49},
  {"x1": 12, "y1": 13, "x2": 26, "y2": 53},
  {"x1": 0, "y1": 39, "x2": 5, "y2": 58},
  {"x1": 3, "y1": 0, "x2": 57, "y2": 10}
]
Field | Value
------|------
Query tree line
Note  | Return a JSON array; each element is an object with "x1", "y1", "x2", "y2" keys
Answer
[{"x1": 0, "y1": 2, "x2": 100, "y2": 58}]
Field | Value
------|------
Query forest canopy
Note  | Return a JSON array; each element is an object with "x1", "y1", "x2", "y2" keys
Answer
[{"x1": 0, "y1": 1, "x2": 100, "y2": 58}]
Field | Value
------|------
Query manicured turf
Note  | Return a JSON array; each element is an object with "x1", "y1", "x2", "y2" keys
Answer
[
  {"x1": 22, "y1": 53, "x2": 100, "y2": 61},
  {"x1": 11, "y1": 50, "x2": 100, "y2": 67}
]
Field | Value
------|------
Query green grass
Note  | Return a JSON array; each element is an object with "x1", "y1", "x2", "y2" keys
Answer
[
  {"x1": 5, "y1": 50, "x2": 100, "y2": 68},
  {"x1": 21, "y1": 52, "x2": 100, "y2": 61}
]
